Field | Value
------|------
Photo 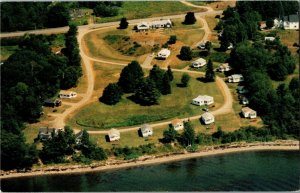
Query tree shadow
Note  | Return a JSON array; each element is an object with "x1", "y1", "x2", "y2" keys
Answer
[
  {"x1": 126, "y1": 94, "x2": 156, "y2": 106},
  {"x1": 196, "y1": 77, "x2": 208, "y2": 83},
  {"x1": 199, "y1": 51, "x2": 209, "y2": 57},
  {"x1": 176, "y1": 83, "x2": 187, "y2": 88},
  {"x1": 138, "y1": 129, "x2": 143, "y2": 138},
  {"x1": 105, "y1": 135, "x2": 110, "y2": 142}
]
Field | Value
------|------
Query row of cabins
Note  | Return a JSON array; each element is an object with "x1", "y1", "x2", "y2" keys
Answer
[{"x1": 137, "y1": 19, "x2": 172, "y2": 31}]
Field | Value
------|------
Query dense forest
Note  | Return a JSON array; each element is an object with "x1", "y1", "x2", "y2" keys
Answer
[
  {"x1": 218, "y1": 3, "x2": 299, "y2": 138},
  {"x1": 1, "y1": 25, "x2": 82, "y2": 170},
  {"x1": 0, "y1": 2, "x2": 123, "y2": 32}
]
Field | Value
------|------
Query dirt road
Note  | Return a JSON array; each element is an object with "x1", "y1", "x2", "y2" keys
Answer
[{"x1": 0, "y1": 6, "x2": 230, "y2": 134}]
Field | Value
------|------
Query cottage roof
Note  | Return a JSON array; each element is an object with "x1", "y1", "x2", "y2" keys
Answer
[
  {"x1": 220, "y1": 63, "x2": 230, "y2": 68},
  {"x1": 193, "y1": 95, "x2": 213, "y2": 102},
  {"x1": 158, "y1": 49, "x2": 171, "y2": 56},
  {"x1": 283, "y1": 14, "x2": 299, "y2": 23},
  {"x1": 242, "y1": 107, "x2": 256, "y2": 113},
  {"x1": 75, "y1": 130, "x2": 84, "y2": 139},
  {"x1": 171, "y1": 119, "x2": 182, "y2": 126},
  {"x1": 39, "y1": 127, "x2": 56, "y2": 134},
  {"x1": 193, "y1": 58, "x2": 206, "y2": 64},
  {"x1": 108, "y1": 129, "x2": 120, "y2": 136},
  {"x1": 140, "y1": 124, "x2": 152, "y2": 133},
  {"x1": 230, "y1": 74, "x2": 243, "y2": 79},
  {"x1": 151, "y1": 19, "x2": 171, "y2": 26},
  {"x1": 59, "y1": 90, "x2": 76, "y2": 95},
  {"x1": 201, "y1": 112, "x2": 214, "y2": 120}
]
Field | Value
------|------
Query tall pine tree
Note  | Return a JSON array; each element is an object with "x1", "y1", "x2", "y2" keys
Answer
[
  {"x1": 205, "y1": 59, "x2": 215, "y2": 82},
  {"x1": 161, "y1": 72, "x2": 171, "y2": 95},
  {"x1": 134, "y1": 78, "x2": 161, "y2": 105},
  {"x1": 167, "y1": 65, "x2": 174, "y2": 81}
]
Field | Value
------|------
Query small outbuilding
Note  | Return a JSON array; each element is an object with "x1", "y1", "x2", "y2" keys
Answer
[
  {"x1": 108, "y1": 129, "x2": 120, "y2": 142},
  {"x1": 228, "y1": 74, "x2": 244, "y2": 83},
  {"x1": 217, "y1": 63, "x2": 231, "y2": 72},
  {"x1": 75, "y1": 130, "x2": 84, "y2": 145},
  {"x1": 44, "y1": 99, "x2": 62, "y2": 107},
  {"x1": 192, "y1": 58, "x2": 206, "y2": 68},
  {"x1": 171, "y1": 119, "x2": 184, "y2": 131},
  {"x1": 137, "y1": 22, "x2": 150, "y2": 31},
  {"x1": 264, "y1": 37, "x2": 275, "y2": 41},
  {"x1": 201, "y1": 112, "x2": 215, "y2": 125},
  {"x1": 38, "y1": 127, "x2": 58, "y2": 141},
  {"x1": 241, "y1": 107, "x2": 257, "y2": 119},
  {"x1": 241, "y1": 97, "x2": 249, "y2": 105},
  {"x1": 140, "y1": 124, "x2": 153, "y2": 137},
  {"x1": 157, "y1": 49, "x2": 171, "y2": 59},
  {"x1": 192, "y1": 95, "x2": 214, "y2": 106},
  {"x1": 59, "y1": 91, "x2": 77, "y2": 99}
]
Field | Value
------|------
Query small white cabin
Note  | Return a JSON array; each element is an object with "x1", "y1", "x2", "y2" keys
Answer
[
  {"x1": 171, "y1": 119, "x2": 184, "y2": 131},
  {"x1": 150, "y1": 19, "x2": 172, "y2": 29},
  {"x1": 265, "y1": 37, "x2": 275, "y2": 41},
  {"x1": 201, "y1": 112, "x2": 215, "y2": 125},
  {"x1": 157, "y1": 49, "x2": 171, "y2": 59},
  {"x1": 140, "y1": 124, "x2": 153, "y2": 137},
  {"x1": 192, "y1": 58, "x2": 206, "y2": 68},
  {"x1": 241, "y1": 107, "x2": 257, "y2": 119},
  {"x1": 192, "y1": 95, "x2": 214, "y2": 106},
  {"x1": 59, "y1": 91, "x2": 77, "y2": 99},
  {"x1": 137, "y1": 22, "x2": 150, "y2": 31},
  {"x1": 241, "y1": 97, "x2": 249, "y2": 105},
  {"x1": 228, "y1": 74, "x2": 244, "y2": 83},
  {"x1": 108, "y1": 129, "x2": 120, "y2": 142},
  {"x1": 218, "y1": 63, "x2": 231, "y2": 72}
]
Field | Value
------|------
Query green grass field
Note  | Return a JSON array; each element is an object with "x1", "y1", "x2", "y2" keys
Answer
[
  {"x1": 95, "y1": 2, "x2": 203, "y2": 24},
  {"x1": 68, "y1": 66, "x2": 223, "y2": 130}
]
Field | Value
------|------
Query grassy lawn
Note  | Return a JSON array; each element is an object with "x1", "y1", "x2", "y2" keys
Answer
[
  {"x1": 94, "y1": 2, "x2": 203, "y2": 24},
  {"x1": 68, "y1": 65, "x2": 223, "y2": 130},
  {"x1": 83, "y1": 19, "x2": 205, "y2": 68},
  {"x1": 0, "y1": 45, "x2": 19, "y2": 61}
]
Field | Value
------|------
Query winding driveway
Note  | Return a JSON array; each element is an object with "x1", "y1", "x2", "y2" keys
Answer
[{"x1": 0, "y1": 6, "x2": 232, "y2": 134}]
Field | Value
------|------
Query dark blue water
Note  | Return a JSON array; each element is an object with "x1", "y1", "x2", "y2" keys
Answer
[{"x1": 1, "y1": 150, "x2": 299, "y2": 192}]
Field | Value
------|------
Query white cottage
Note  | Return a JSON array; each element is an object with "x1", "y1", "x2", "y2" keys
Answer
[
  {"x1": 157, "y1": 49, "x2": 171, "y2": 59},
  {"x1": 201, "y1": 112, "x2": 215, "y2": 125},
  {"x1": 137, "y1": 22, "x2": 150, "y2": 31},
  {"x1": 241, "y1": 107, "x2": 257, "y2": 119},
  {"x1": 59, "y1": 91, "x2": 77, "y2": 99},
  {"x1": 264, "y1": 37, "x2": 275, "y2": 41},
  {"x1": 38, "y1": 127, "x2": 59, "y2": 141},
  {"x1": 217, "y1": 63, "x2": 231, "y2": 72},
  {"x1": 274, "y1": 14, "x2": 299, "y2": 30},
  {"x1": 140, "y1": 124, "x2": 153, "y2": 137},
  {"x1": 192, "y1": 95, "x2": 214, "y2": 106},
  {"x1": 171, "y1": 119, "x2": 184, "y2": 131},
  {"x1": 192, "y1": 58, "x2": 207, "y2": 68},
  {"x1": 108, "y1": 129, "x2": 120, "y2": 142},
  {"x1": 228, "y1": 74, "x2": 244, "y2": 83},
  {"x1": 241, "y1": 97, "x2": 249, "y2": 105}
]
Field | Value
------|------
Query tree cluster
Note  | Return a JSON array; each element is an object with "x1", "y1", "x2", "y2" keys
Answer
[
  {"x1": 93, "y1": 2, "x2": 123, "y2": 17},
  {"x1": 183, "y1": 12, "x2": 197, "y2": 25},
  {"x1": 40, "y1": 127, "x2": 107, "y2": 164},
  {"x1": 179, "y1": 46, "x2": 193, "y2": 60},
  {"x1": 1, "y1": 2, "x2": 71, "y2": 32},
  {"x1": 1, "y1": 27, "x2": 82, "y2": 170},
  {"x1": 101, "y1": 62, "x2": 174, "y2": 106},
  {"x1": 229, "y1": 41, "x2": 298, "y2": 138}
]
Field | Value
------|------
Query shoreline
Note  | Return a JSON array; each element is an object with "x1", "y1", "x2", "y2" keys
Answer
[{"x1": 1, "y1": 141, "x2": 299, "y2": 180}]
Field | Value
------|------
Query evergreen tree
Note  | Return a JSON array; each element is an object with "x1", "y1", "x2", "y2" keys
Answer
[
  {"x1": 181, "y1": 73, "x2": 191, "y2": 87},
  {"x1": 182, "y1": 121, "x2": 195, "y2": 146},
  {"x1": 118, "y1": 61, "x2": 144, "y2": 93},
  {"x1": 161, "y1": 72, "x2": 172, "y2": 95},
  {"x1": 183, "y1": 12, "x2": 196, "y2": 24},
  {"x1": 149, "y1": 65, "x2": 165, "y2": 93},
  {"x1": 167, "y1": 65, "x2": 174, "y2": 81},
  {"x1": 205, "y1": 59, "x2": 215, "y2": 82},
  {"x1": 134, "y1": 78, "x2": 161, "y2": 105},
  {"x1": 266, "y1": 18, "x2": 274, "y2": 29},
  {"x1": 179, "y1": 46, "x2": 193, "y2": 60},
  {"x1": 100, "y1": 83, "x2": 123, "y2": 105},
  {"x1": 119, "y1": 17, "x2": 129, "y2": 29},
  {"x1": 47, "y1": 3, "x2": 70, "y2": 28},
  {"x1": 168, "y1": 35, "x2": 177, "y2": 44},
  {"x1": 205, "y1": 41, "x2": 212, "y2": 53},
  {"x1": 163, "y1": 127, "x2": 178, "y2": 143}
]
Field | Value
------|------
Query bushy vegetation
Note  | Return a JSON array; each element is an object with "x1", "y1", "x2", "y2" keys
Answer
[
  {"x1": 183, "y1": 12, "x2": 197, "y2": 25},
  {"x1": 179, "y1": 46, "x2": 193, "y2": 60},
  {"x1": 111, "y1": 143, "x2": 157, "y2": 160},
  {"x1": 1, "y1": 25, "x2": 82, "y2": 170}
]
